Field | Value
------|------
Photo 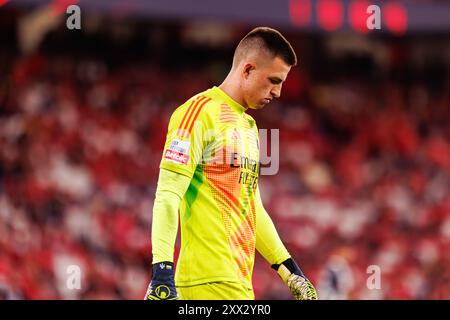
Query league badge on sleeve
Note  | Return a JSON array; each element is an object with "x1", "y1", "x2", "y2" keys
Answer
[{"x1": 164, "y1": 138, "x2": 191, "y2": 164}]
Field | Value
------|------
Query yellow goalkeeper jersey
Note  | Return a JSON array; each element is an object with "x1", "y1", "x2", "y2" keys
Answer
[{"x1": 159, "y1": 86, "x2": 260, "y2": 289}]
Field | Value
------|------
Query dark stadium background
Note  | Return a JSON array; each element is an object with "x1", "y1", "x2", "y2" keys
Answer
[{"x1": 0, "y1": 0, "x2": 449, "y2": 299}]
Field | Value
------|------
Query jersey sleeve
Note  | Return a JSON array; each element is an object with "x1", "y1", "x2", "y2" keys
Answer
[
  {"x1": 160, "y1": 95, "x2": 213, "y2": 178},
  {"x1": 151, "y1": 168, "x2": 192, "y2": 263},
  {"x1": 255, "y1": 185, "x2": 291, "y2": 265}
]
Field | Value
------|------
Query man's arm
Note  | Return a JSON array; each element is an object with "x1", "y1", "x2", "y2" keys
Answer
[
  {"x1": 145, "y1": 168, "x2": 191, "y2": 300},
  {"x1": 146, "y1": 94, "x2": 212, "y2": 300},
  {"x1": 255, "y1": 186, "x2": 318, "y2": 300},
  {"x1": 255, "y1": 186, "x2": 291, "y2": 266},
  {"x1": 151, "y1": 168, "x2": 191, "y2": 263}
]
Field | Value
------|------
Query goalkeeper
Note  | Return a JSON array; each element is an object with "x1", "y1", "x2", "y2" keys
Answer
[{"x1": 145, "y1": 27, "x2": 318, "y2": 300}]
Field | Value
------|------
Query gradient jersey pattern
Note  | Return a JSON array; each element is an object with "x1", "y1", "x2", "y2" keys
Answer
[{"x1": 159, "y1": 86, "x2": 260, "y2": 289}]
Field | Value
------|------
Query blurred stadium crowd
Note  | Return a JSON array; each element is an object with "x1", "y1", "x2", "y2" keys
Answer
[{"x1": 1, "y1": 21, "x2": 449, "y2": 300}]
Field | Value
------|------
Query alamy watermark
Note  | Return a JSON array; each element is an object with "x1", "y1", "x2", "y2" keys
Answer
[
  {"x1": 65, "y1": 4, "x2": 383, "y2": 32},
  {"x1": 164, "y1": 122, "x2": 280, "y2": 180},
  {"x1": 259, "y1": 129, "x2": 279, "y2": 176},
  {"x1": 66, "y1": 5, "x2": 81, "y2": 30},
  {"x1": 366, "y1": 265, "x2": 381, "y2": 290},
  {"x1": 66, "y1": 265, "x2": 81, "y2": 290},
  {"x1": 366, "y1": 5, "x2": 381, "y2": 30}
]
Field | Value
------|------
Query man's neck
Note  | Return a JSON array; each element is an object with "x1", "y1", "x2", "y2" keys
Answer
[{"x1": 218, "y1": 75, "x2": 247, "y2": 109}]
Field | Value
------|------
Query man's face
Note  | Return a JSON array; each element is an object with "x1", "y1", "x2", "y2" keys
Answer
[{"x1": 241, "y1": 56, "x2": 292, "y2": 110}]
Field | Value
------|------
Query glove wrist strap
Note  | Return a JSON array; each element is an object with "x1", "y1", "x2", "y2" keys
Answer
[
  {"x1": 152, "y1": 261, "x2": 175, "y2": 280},
  {"x1": 271, "y1": 258, "x2": 306, "y2": 279}
]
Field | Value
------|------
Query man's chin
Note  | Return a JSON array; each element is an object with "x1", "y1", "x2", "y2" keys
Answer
[{"x1": 248, "y1": 104, "x2": 265, "y2": 110}]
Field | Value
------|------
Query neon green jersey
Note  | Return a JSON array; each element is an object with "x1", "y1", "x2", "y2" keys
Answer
[{"x1": 160, "y1": 86, "x2": 260, "y2": 289}]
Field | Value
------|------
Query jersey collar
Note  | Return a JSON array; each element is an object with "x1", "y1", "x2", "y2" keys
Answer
[{"x1": 212, "y1": 86, "x2": 247, "y2": 115}]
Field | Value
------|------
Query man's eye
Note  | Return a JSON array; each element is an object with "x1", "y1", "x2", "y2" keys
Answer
[{"x1": 270, "y1": 79, "x2": 280, "y2": 84}]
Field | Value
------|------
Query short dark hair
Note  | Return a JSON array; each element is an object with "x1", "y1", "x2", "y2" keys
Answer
[{"x1": 233, "y1": 27, "x2": 297, "y2": 67}]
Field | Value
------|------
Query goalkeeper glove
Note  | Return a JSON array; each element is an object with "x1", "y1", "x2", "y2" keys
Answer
[
  {"x1": 144, "y1": 261, "x2": 179, "y2": 300},
  {"x1": 272, "y1": 258, "x2": 318, "y2": 300}
]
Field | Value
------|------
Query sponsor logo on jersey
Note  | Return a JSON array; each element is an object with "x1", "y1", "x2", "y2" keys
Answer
[{"x1": 164, "y1": 149, "x2": 189, "y2": 164}]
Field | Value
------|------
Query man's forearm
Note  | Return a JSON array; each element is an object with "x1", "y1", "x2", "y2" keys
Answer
[
  {"x1": 151, "y1": 189, "x2": 181, "y2": 263},
  {"x1": 151, "y1": 168, "x2": 191, "y2": 264}
]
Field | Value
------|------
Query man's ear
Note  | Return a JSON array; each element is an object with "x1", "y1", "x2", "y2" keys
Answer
[{"x1": 243, "y1": 63, "x2": 255, "y2": 79}]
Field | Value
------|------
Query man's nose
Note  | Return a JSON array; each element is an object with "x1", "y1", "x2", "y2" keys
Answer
[{"x1": 271, "y1": 85, "x2": 281, "y2": 99}]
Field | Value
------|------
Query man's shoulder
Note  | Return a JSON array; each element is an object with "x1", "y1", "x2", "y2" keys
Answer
[
  {"x1": 169, "y1": 88, "x2": 220, "y2": 127},
  {"x1": 173, "y1": 89, "x2": 220, "y2": 116}
]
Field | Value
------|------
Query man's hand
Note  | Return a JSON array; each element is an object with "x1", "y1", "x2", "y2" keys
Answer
[
  {"x1": 272, "y1": 258, "x2": 318, "y2": 300},
  {"x1": 145, "y1": 261, "x2": 179, "y2": 300}
]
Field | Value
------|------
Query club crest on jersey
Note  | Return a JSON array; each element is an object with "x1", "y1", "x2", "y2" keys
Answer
[{"x1": 231, "y1": 128, "x2": 241, "y2": 141}]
